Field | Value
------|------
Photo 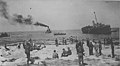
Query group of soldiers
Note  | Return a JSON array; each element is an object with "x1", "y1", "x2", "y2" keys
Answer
[
  {"x1": 55, "y1": 36, "x2": 78, "y2": 46},
  {"x1": 75, "y1": 38, "x2": 115, "y2": 66},
  {"x1": 55, "y1": 38, "x2": 68, "y2": 46},
  {"x1": 86, "y1": 39, "x2": 102, "y2": 56},
  {"x1": 3, "y1": 37, "x2": 115, "y2": 66}
]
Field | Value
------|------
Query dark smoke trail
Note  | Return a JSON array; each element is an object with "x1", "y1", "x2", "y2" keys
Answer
[
  {"x1": 34, "y1": 22, "x2": 51, "y2": 33},
  {"x1": 34, "y1": 22, "x2": 52, "y2": 33},
  {"x1": 0, "y1": 0, "x2": 9, "y2": 19},
  {"x1": 0, "y1": 0, "x2": 51, "y2": 33},
  {"x1": 34, "y1": 22, "x2": 49, "y2": 27}
]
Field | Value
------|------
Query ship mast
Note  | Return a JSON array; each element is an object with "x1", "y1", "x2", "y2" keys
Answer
[{"x1": 94, "y1": 12, "x2": 98, "y2": 23}]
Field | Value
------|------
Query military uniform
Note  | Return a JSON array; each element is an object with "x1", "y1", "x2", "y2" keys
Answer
[{"x1": 76, "y1": 41, "x2": 84, "y2": 66}]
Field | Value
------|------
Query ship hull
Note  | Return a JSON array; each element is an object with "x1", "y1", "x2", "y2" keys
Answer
[{"x1": 81, "y1": 25, "x2": 111, "y2": 34}]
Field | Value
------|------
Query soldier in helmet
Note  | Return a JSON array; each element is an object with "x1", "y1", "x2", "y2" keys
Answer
[
  {"x1": 52, "y1": 50, "x2": 59, "y2": 59},
  {"x1": 24, "y1": 40, "x2": 31, "y2": 65},
  {"x1": 110, "y1": 38, "x2": 114, "y2": 58},
  {"x1": 76, "y1": 40, "x2": 84, "y2": 66},
  {"x1": 55, "y1": 38, "x2": 58, "y2": 47},
  {"x1": 98, "y1": 40, "x2": 102, "y2": 55},
  {"x1": 61, "y1": 48, "x2": 68, "y2": 57}
]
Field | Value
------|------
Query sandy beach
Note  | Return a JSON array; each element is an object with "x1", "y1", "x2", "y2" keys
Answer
[{"x1": 0, "y1": 40, "x2": 120, "y2": 66}]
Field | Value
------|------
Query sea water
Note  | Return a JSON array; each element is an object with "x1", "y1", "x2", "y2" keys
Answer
[{"x1": 0, "y1": 29, "x2": 118, "y2": 44}]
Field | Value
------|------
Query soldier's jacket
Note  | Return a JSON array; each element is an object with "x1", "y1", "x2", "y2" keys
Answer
[
  {"x1": 25, "y1": 42, "x2": 31, "y2": 54},
  {"x1": 76, "y1": 42, "x2": 84, "y2": 54}
]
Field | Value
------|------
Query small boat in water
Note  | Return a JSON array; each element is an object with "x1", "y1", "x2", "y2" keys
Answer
[
  {"x1": 0, "y1": 32, "x2": 10, "y2": 38},
  {"x1": 54, "y1": 33, "x2": 66, "y2": 35}
]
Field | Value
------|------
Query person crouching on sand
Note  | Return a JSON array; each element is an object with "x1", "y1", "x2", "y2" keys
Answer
[
  {"x1": 61, "y1": 48, "x2": 68, "y2": 57},
  {"x1": 52, "y1": 50, "x2": 59, "y2": 59},
  {"x1": 67, "y1": 47, "x2": 72, "y2": 56}
]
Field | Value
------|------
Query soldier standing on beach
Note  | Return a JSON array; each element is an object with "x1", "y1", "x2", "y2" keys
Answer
[
  {"x1": 64, "y1": 39, "x2": 67, "y2": 45},
  {"x1": 76, "y1": 40, "x2": 84, "y2": 66},
  {"x1": 110, "y1": 38, "x2": 115, "y2": 58},
  {"x1": 70, "y1": 36, "x2": 73, "y2": 44},
  {"x1": 98, "y1": 40, "x2": 102, "y2": 55},
  {"x1": 94, "y1": 41, "x2": 99, "y2": 57},
  {"x1": 55, "y1": 38, "x2": 58, "y2": 47},
  {"x1": 24, "y1": 40, "x2": 31, "y2": 66},
  {"x1": 62, "y1": 37, "x2": 65, "y2": 45},
  {"x1": 89, "y1": 41, "x2": 94, "y2": 55},
  {"x1": 86, "y1": 39, "x2": 90, "y2": 55},
  {"x1": 29, "y1": 38, "x2": 33, "y2": 50},
  {"x1": 87, "y1": 39, "x2": 94, "y2": 55}
]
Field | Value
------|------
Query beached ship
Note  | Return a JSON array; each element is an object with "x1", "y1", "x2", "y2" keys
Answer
[
  {"x1": 81, "y1": 12, "x2": 111, "y2": 34},
  {"x1": 0, "y1": 32, "x2": 10, "y2": 38}
]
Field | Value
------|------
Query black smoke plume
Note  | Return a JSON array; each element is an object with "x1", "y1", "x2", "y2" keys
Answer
[
  {"x1": 0, "y1": 0, "x2": 49, "y2": 27},
  {"x1": 13, "y1": 14, "x2": 50, "y2": 28},
  {"x1": 0, "y1": 0, "x2": 9, "y2": 19},
  {"x1": 34, "y1": 22, "x2": 49, "y2": 27},
  {"x1": 13, "y1": 14, "x2": 33, "y2": 25},
  {"x1": 0, "y1": 0, "x2": 51, "y2": 33}
]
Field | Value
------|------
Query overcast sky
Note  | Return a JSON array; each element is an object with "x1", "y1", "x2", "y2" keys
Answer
[{"x1": 0, "y1": 0, "x2": 120, "y2": 32}]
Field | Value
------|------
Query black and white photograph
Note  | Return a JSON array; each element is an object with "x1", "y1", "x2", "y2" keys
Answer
[{"x1": 0, "y1": 0, "x2": 119, "y2": 66}]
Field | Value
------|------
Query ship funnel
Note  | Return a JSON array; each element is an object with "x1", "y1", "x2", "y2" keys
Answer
[{"x1": 46, "y1": 26, "x2": 52, "y2": 33}]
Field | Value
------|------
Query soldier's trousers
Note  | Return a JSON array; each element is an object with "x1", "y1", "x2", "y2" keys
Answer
[
  {"x1": 89, "y1": 47, "x2": 93, "y2": 55},
  {"x1": 78, "y1": 53, "x2": 84, "y2": 66}
]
